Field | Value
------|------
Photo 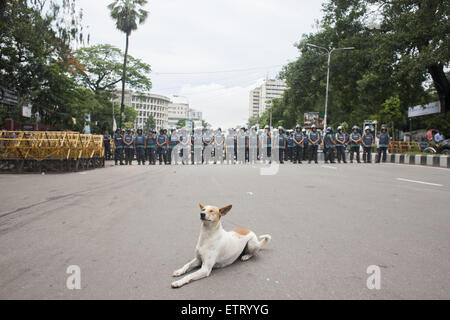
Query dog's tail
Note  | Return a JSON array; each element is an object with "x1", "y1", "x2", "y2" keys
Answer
[{"x1": 259, "y1": 234, "x2": 272, "y2": 245}]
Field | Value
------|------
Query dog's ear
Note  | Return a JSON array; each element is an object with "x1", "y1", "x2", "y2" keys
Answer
[
  {"x1": 219, "y1": 205, "x2": 232, "y2": 216},
  {"x1": 199, "y1": 203, "x2": 205, "y2": 211}
]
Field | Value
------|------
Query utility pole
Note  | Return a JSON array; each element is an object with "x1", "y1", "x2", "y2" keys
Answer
[{"x1": 306, "y1": 44, "x2": 355, "y2": 132}]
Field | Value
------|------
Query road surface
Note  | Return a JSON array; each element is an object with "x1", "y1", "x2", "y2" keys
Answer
[{"x1": 0, "y1": 162, "x2": 449, "y2": 299}]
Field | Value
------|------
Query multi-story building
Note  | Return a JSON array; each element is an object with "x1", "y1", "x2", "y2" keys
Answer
[
  {"x1": 248, "y1": 79, "x2": 287, "y2": 119},
  {"x1": 188, "y1": 109, "x2": 203, "y2": 122},
  {"x1": 249, "y1": 87, "x2": 261, "y2": 118},
  {"x1": 114, "y1": 90, "x2": 170, "y2": 131},
  {"x1": 168, "y1": 96, "x2": 189, "y2": 129}
]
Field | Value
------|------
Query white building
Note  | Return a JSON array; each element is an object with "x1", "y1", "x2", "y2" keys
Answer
[
  {"x1": 114, "y1": 90, "x2": 170, "y2": 131},
  {"x1": 188, "y1": 109, "x2": 203, "y2": 122},
  {"x1": 248, "y1": 79, "x2": 287, "y2": 118},
  {"x1": 249, "y1": 87, "x2": 261, "y2": 118},
  {"x1": 168, "y1": 96, "x2": 189, "y2": 129}
]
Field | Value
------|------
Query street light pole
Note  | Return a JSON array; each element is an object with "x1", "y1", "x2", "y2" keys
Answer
[{"x1": 306, "y1": 44, "x2": 354, "y2": 132}]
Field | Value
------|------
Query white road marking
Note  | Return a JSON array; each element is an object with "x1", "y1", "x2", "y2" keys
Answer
[
  {"x1": 247, "y1": 192, "x2": 254, "y2": 196},
  {"x1": 396, "y1": 178, "x2": 443, "y2": 187},
  {"x1": 321, "y1": 165, "x2": 337, "y2": 170}
]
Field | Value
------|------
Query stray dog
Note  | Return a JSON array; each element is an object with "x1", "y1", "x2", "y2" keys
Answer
[{"x1": 171, "y1": 203, "x2": 271, "y2": 288}]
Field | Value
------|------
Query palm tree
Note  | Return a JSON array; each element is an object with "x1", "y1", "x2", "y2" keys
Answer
[{"x1": 108, "y1": 0, "x2": 149, "y2": 130}]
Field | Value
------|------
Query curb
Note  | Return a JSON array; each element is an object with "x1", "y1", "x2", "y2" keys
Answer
[{"x1": 387, "y1": 153, "x2": 449, "y2": 168}]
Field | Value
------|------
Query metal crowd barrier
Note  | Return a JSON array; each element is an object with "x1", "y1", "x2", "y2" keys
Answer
[{"x1": 0, "y1": 131, "x2": 105, "y2": 172}]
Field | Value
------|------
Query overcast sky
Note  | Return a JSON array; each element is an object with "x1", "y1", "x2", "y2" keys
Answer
[{"x1": 77, "y1": 0, "x2": 325, "y2": 128}]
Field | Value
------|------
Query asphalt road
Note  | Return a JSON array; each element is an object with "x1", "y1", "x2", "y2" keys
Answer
[{"x1": 0, "y1": 161, "x2": 449, "y2": 299}]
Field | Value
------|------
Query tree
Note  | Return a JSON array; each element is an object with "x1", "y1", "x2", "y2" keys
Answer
[
  {"x1": 176, "y1": 118, "x2": 188, "y2": 129},
  {"x1": 143, "y1": 114, "x2": 156, "y2": 131},
  {"x1": 108, "y1": 0, "x2": 149, "y2": 130},
  {"x1": 262, "y1": 0, "x2": 446, "y2": 135},
  {"x1": 367, "y1": 0, "x2": 450, "y2": 113},
  {"x1": 74, "y1": 44, "x2": 151, "y2": 94},
  {"x1": 0, "y1": 0, "x2": 89, "y2": 129}
]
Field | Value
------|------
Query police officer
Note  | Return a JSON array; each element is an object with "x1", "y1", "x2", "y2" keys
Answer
[
  {"x1": 302, "y1": 128, "x2": 308, "y2": 161},
  {"x1": 123, "y1": 129, "x2": 134, "y2": 165},
  {"x1": 262, "y1": 125, "x2": 272, "y2": 164},
  {"x1": 376, "y1": 125, "x2": 390, "y2": 163},
  {"x1": 134, "y1": 128, "x2": 146, "y2": 165},
  {"x1": 214, "y1": 128, "x2": 225, "y2": 164},
  {"x1": 323, "y1": 127, "x2": 336, "y2": 164},
  {"x1": 286, "y1": 130, "x2": 294, "y2": 162},
  {"x1": 275, "y1": 126, "x2": 286, "y2": 164},
  {"x1": 202, "y1": 128, "x2": 214, "y2": 164},
  {"x1": 168, "y1": 129, "x2": 179, "y2": 164},
  {"x1": 308, "y1": 125, "x2": 321, "y2": 164},
  {"x1": 113, "y1": 129, "x2": 124, "y2": 165},
  {"x1": 349, "y1": 125, "x2": 362, "y2": 163},
  {"x1": 225, "y1": 128, "x2": 235, "y2": 164},
  {"x1": 237, "y1": 127, "x2": 246, "y2": 164},
  {"x1": 193, "y1": 128, "x2": 203, "y2": 165},
  {"x1": 104, "y1": 130, "x2": 111, "y2": 160},
  {"x1": 292, "y1": 125, "x2": 304, "y2": 164},
  {"x1": 335, "y1": 126, "x2": 347, "y2": 163},
  {"x1": 157, "y1": 128, "x2": 168, "y2": 165},
  {"x1": 146, "y1": 129, "x2": 157, "y2": 165},
  {"x1": 248, "y1": 126, "x2": 258, "y2": 164},
  {"x1": 362, "y1": 126, "x2": 374, "y2": 163}
]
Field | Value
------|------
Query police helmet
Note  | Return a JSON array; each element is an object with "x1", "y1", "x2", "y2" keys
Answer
[
  {"x1": 311, "y1": 124, "x2": 317, "y2": 130},
  {"x1": 264, "y1": 125, "x2": 270, "y2": 130},
  {"x1": 296, "y1": 124, "x2": 302, "y2": 130},
  {"x1": 364, "y1": 126, "x2": 370, "y2": 132},
  {"x1": 352, "y1": 125, "x2": 358, "y2": 131},
  {"x1": 278, "y1": 126, "x2": 284, "y2": 132},
  {"x1": 302, "y1": 128, "x2": 306, "y2": 133},
  {"x1": 326, "y1": 127, "x2": 333, "y2": 133},
  {"x1": 381, "y1": 125, "x2": 387, "y2": 131},
  {"x1": 337, "y1": 126, "x2": 344, "y2": 131}
]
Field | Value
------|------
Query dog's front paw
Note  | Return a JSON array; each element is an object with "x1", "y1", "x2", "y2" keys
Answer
[
  {"x1": 171, "y1": 280, "x2": 185, "y2": 289},
  {"x1": 172, "y1": 269, "x2": 185, "y2": 277}
]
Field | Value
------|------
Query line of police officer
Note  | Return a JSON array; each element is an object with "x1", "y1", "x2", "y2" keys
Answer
[{"x1": 107, "y1": 124, "x2": 390, "y2": 165}]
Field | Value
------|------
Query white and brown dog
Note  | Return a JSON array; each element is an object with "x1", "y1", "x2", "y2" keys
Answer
[{"x1": 171, "y1": 203, "x2": 271, "y2": 288}]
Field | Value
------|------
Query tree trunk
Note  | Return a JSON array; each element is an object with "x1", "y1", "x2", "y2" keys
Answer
[
  {"x1": 428, "y1": 64, "x2": 450, "y2": 113},
  {"x1": 119, "y1": 33, "x2": 129, "y2": 129}
]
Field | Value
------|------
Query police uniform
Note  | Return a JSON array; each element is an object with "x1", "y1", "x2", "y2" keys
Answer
[
  {"x1": 225, "y1": 130, "x2": 235, "y2": 164},
  {"x1": 104, "y1": 133, "x2": 111, "y2": 160},
  {"x1": 302, "y1": 130, "x2": 309, "y2": 161},
  {"x1": 335, "y1": 131, "x2": 347, "y2": 163},
  {"x1": 157, "y1": 132, "x2": 168, "y2": 164},
  {"x1": 349, "y1": 131, "x2": 362, "y2": 163},
  {"x1": 193, "y1": 130, "x2": 203, "y2": 165},
  {"x1": 362, "y1": 131, "x2": 374, "y2": 163},
  {"x1": 123, "y1": 132, "x2": 134, "y2": 165},
  {"x1": 308, "y1": 130, "x2": 321, "y2": 164},
  {"x1": 113, "y1": 132, "x2": 124, "y2": 165},
  {"x1": 287, "y1": 132, "x2": 294, "y2": 162},
  {"x1": 377, "y1": 130, "x2": 390, "y2": 163},
  {"x1": 214, "y1": 131, "x2": 225, "y2": 164},
  {"x1": 134, "y1": 132, "x2": 146, "y2": 165},
  {"x1": 203, "y1": 132, "x2": 213, "y2": 164},
  {"x1": 323, "y1": 131, "x2": 336, "y2": 163},
  {"x1": 249, "y1": 130, "x2": 258, "y2": 164},
  {"x1": 276, "y1": 131, "x2": 286, "y2": 164},
  {"x1": 263, "y1": 130, "x2": 272, "y2": 163},
  {"x1": 293, "y1": 129, "x2": 304, "y2": 164},
  {"x1": 146, "y1": 132, "x2": 157, "y2": 165},
  {"x1": 168, "y1": 131, "x2": 179, "y2": 164}
]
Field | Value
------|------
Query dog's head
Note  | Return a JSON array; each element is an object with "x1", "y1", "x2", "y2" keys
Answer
[{"x1": 199, "y1": 203, "x2": 232, "y2": 223}]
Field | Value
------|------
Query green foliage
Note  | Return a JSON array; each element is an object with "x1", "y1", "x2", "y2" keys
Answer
[
  {"x1": 259, "y1": 0, "x2": 448, "y2": 134},
  {"x1": 144, "y1": 114, "x2": 156, "y2": 131},
  {"x1": 74, "y1": 44, "x2": 152, "y2": 93},
  {"x1": 176, "y1": 118, "x2": 188, "y2": 129},
  {"x1": 108, "y1": 0, "x2": 149, "y2": 36}
]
